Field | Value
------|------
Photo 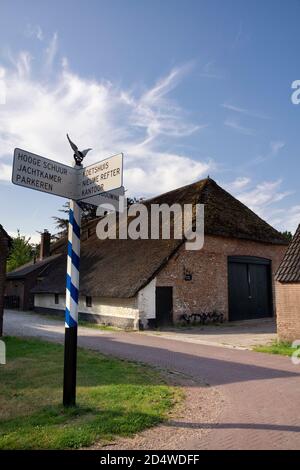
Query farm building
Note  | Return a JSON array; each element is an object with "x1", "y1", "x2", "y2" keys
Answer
[
  {"x1": 5, "y1": 230, "x2": 61, "y2": 310},
  {"x1": 30, "y1": 177, "x2": 288, "y2": 329},
  {"x1": 0, "y1": 225, "x2": 11, "y2": 335},
  {"x1": 275, "y1": 224, "x2": 300, "y2": 342}
]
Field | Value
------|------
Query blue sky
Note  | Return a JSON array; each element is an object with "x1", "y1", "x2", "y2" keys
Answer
[{"x1": 1, "y1": 0, "x2": 300, "y2": 242}]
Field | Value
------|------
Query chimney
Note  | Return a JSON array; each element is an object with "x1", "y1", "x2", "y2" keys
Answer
[{"x1": 39, "y1": 229, "x2": 51, "y2": 260}]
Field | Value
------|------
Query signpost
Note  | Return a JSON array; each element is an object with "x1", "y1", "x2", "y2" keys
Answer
[
  {"x1": 83, "y1": 186, "x2": 125, "y2": 214},
  {"x1": 79, "y1": 153, "x2": 123, "y2": 200},
  {"x1": 12, "y1": 148, "x2": 123, "y2": 202},
  {"x1": 12, "y1": 142, "x2": 123, "y2": 407},
  {"x1": 63, "y1": 198, "x2": 81, "y2": 407},
  {"x1": 12, "y1": 148, "x2": 79, "y2": 200}
]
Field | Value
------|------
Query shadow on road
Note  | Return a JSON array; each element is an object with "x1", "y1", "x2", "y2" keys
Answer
[
  {"x1": 4, "y1": 311, "x2": 299, "y2": 387},
  {"x1": 167, "y1": 421, "x2": 300, "y2": 433}
]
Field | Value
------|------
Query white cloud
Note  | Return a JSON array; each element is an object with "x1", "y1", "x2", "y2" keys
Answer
[
  {"x1": 126, "y1": 63, "x2": 203, "y2": 146},
  {"x1": 199, "y1": 61, "x2": 223, "y2": 79},
  {"x1": 224, "y1": 118, "x2": 256, "y2": 136},
  {"x1": 278, "y1": 206, "x2": 300, "y2": 233},
  {"x1": 222, "y1": 103, "x2": 269, "y2": 119},
  {"x1": 229, "y1": 178, "x2": 296, "y2": 231},
  {"x1": 226, "y1": 176, "x2": 251, "y2": 191},
  {"x1": 270, "y1": 140, "x2": 285, "y2": 155},
  {"x1": 45, "y1": 32, "x2": 58, "y2": 71},
  {"x1": 236, "y1": 180, "x2": 291, "y2": 211},
  {"x1": 0, "y1": 163, "x2": 12, "y2": 181},
  {"x1": 223, "y1": 176, "x2": 300, "y2": 233},
  {"x1": 8, "y1": 51, "x2": 32, "y2": 78},
  {"x1": 25, "y1": 24, "x2": 44, "y2": 41},
  {"x1": 125, "y1": 151, "x2": 212, "y2": 195},
  {"x1": 1, "y1": 36, "x2": 297, "y2": 234},
  {"x1": 0, "y1": 41, "x2": 210, "y2": 196},
  {"x1": 8, "y1": 230, "x2": 41, "y2": 244},
  {"x1": 250, "y1": 140, "x2": 285, "y2": 166}
]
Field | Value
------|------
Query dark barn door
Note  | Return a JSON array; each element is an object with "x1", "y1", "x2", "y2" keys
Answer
[
  {"x1": 228, "y1": 256, "x2": 273, "y2": 321},
  {"x1": 155, "y1": 287, "x2": 173, "y2": 327}
]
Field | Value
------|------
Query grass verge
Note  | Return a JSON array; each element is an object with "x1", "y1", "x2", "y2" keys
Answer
[
  {"x1": 253, "y1": 341, "x2": 300, "y2": 357},
  {"x1": 0, "y1": 336, "x2": 181, "y2": 449}
]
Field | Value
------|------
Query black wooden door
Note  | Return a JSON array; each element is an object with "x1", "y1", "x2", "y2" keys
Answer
[
  {"x1": 155, "y1": 287, "x2": 173, "y2": 327},
  {"x1": 228, "y1": 262, "x2": 251, "y2": 321},
  {"x1": 248, "y1": 263, "x2": 272, "y2": 319},
  {"x1": 228, "y1": 257, "x2": 273, "y2": 321}
]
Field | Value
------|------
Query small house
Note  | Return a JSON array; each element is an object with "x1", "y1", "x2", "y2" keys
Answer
[
  {"x1": 275, "y1": 224, "x2": 300, "y2": 342},
  {"x1": 5, "y1": 230, "x2": 61, "y2": 310}
]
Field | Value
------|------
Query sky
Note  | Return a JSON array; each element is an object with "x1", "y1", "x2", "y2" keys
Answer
[{"x1": 1, "y1": 0, "x2": 300, "y2": 243}]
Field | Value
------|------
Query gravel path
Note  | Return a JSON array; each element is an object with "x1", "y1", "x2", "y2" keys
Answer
[
  {"x1": 141, "y1": 319, "x2": 276, "y2": 350},
  {"x1": 4, "y1": 310, "x2": 300, "y2": 450},
  {"x1": 96, "y1": 374, "x2": 222, "y2": 451}
]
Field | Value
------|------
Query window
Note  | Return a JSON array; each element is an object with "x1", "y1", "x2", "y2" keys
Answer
[
  {"x1": 86, "y1": 296, "x2": 92, "y2": 307},
  {"x1": 54, "y1": 294, "x2": 59, "y2": 305}
]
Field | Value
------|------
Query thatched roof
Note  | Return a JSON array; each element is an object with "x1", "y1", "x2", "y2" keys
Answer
[
  {"x1": 146, "y1": 178, "x2": 287, "y2": 244},
  {"x1": 0, "y1": 224, "x2": 12, "y2": 244},
  {"x1": 32, "y1": 178, "x2": 287, "y2": 298},
  {"x1": 7, "y1": 254, "x2": 62, "y2": 279},
  {"x1": 276, "y1": 224, "x2": 300, "y2": 282}
]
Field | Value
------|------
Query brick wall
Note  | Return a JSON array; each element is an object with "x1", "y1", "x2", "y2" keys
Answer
[
  {"x1": 157, "y1": 234, "x2": 286, "y2": 322},
  {"x1": 5, "y1": 279, "x2": 25, "y2": 308},
  {"x1": 276, "y1": 281, "x2": 300, "y2": 342},
  {"x1": 5, "y1": 274, "x2": 38, "y2": 310},
  {"x1": 0, "y1": 233, "x2": 10, "y2": 335}
]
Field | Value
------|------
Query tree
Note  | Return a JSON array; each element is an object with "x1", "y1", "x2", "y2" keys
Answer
[
  {"x1": 7, "y1": 231, "x2": 34, "y2": 272},
  {"x1": 127, "y1": 196, "x2": 146, "y2": 206},
  {"x1": 52, "y1": 202, "x2": 97, "y2": 238},
  {"x1": 280, "y1": 230, "x2": 293, "y2": 242},
  {"x1": 52, "y1": 202, "x2": 69, "y2": 238},
  {"x1": 53, "y1": 191, "x2": 144, "y2": 239}
]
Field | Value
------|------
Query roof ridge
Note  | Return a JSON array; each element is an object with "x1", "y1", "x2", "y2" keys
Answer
[
  {"x1": 205, "y1": 178, "x2": 287, "y2": 243},
  {"x1": 276, "y1": 224, "x2": 300, "y2": 282},
  {"x1": 0, "y1": 224, "x2": 12, "y2": 241},
  {"x1": 144, "y1": 177, "x2": 210, "y2": 204},
  {"x1": 7, "y1": 253, "x2": 62, "y2": 278}
]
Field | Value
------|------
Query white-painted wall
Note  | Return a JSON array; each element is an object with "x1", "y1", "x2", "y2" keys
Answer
[
  {"x1": 34, "y1": 293, "x2": 139, "y2": 319},
  {"x1": 34, "y1": 280, "x2": 157, "y2": 329},
  {"x1": 35, "y1": 293, "x2": 62, "y2": 310},
  {"x1": 138, "y1": 278, "x2": 156, "y2": 321}
]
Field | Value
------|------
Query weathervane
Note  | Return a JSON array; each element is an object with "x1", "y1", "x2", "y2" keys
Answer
[{"x1": 67, "y1": 134, "x2": 92, "y2": 166}]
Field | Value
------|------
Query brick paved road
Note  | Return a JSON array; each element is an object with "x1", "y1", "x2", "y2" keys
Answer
[{"x1": 4, "y1": 311, "x2": 300, "y2": 450}]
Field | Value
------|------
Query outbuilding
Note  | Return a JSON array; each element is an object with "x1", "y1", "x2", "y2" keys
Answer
[
  {"x1": 31, "y1": 178, "x2": 288, "y2": 329},
  {"x1": 0, "y1": 225, "x2": 11, "y2": 336},
  {"x1": 275, "y1": 224, "x2": 300, "y2": 342},
  {"x1": 5, "y1": 230, "x2": 61, "y2": 311}
]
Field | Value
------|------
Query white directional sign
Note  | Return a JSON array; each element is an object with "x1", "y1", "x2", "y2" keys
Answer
[
  {"x1": 79, "y1": 153, "x2": 123, "y2": 201},
  {"x1": 11, "y1": 143, "x2": 124, "y2": 409},
  {"x1": 12, "y1": 148, "x2": 123, "y2": 202},
  {"x1": 82, "y1": 186, "x2": 125, "y2": 213},
  {"x1": 12, "y1": 148, "x2": 78, "y2": 200}
]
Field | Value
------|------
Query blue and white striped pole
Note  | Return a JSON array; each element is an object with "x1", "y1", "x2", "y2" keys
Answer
[{"x1": 63, "y1": 198, "x2": 81, "y2": 407}]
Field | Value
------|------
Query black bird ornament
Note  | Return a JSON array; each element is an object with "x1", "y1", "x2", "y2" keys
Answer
[{"x1": 66, "y1": 134, "x2": 92, "y2": 166}]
